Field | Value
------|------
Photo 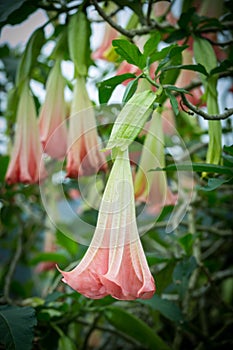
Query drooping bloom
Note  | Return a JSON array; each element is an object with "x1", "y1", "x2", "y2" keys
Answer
[
  {"x1": 92, "y1": 23, "x2": 118, "y2": 61},
  {"x1": 134, "y1": 110, "x2": 177, "y2": 214},
  {"x1": 58, "y1": 149, "x2": 155, "y2": 300},
  {"x1": 5, "y1": 82, "x2": 47, "y2": 184},
  {"x1": 38, "y1": 60, "x2": 67, "y2": 159},
  {"x1": 66, "y1": 76, "x2": 107, "y2": 178}
]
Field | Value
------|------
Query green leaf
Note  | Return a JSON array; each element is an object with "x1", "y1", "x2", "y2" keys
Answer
[
  {"x1": 58, "y1": 335, "x2": 76, "y2": 350},
  {"x1": 223, "y1": 144, "x2": 233, "y2": 156},
  {"x1": 30, "y1": 252, "x2": 68, "y2": 265},
  {"x1": 155, "y1": 46, "x2": 183, "y2": 105},
  {"x1": 196, "y1": 177, "x2": 233, "y2": 191},
  {"x1": 173, "y1": 257, "x2": 197, "y2": 298},
  {"x1": 122, "y1": 77, "x2": 139, "y2": 103},
  {"x1": 98, "y1": 73, "x2": 136, "y2": 104},
  {"x1": 105, "y1": 306, "x2": 171, "y2": 350},
  {"x1": 161, "y1": 63, "x2": 209, "y2": 77},
  {"x1": 113, "y1": 0, "x2": 144, "y2": 21},
  {"x1": 157, "y1": 46, "x2": 184, "y2": 88},
  {"x1": 150, "y1": 45, "x2": 174, "y2": 65},
  {"x1": 178, "y1": 233, "x2": 195, "y2": 255},
  {"x1": 165, "y1": 89, "x2": 179, "y2": 116},
  {"x1": 0, "y1": 0, "x2": 25, "y2": 22},
  {"x1": 45, "y1": 292, "x2": 65, "y2": 305},
  {"x1": 139, "y1": 295, "x2": 184, "y2": 323},
  {"x1": 56, "y1": 230, "x2": 78, "y2": 257},
  {"x1": 152, "y1": 163, "x2": 233, "y2": 176},
  {"x1": 0, "y1": 0, "x2": 36, "y2": 29},
  {"x1": 198, "y1": 17, "x2": 224, "y2": 30},
  {"x1": 143, "y1": 33, "x2": 161, "y2": 57},
  {"x1": 165, "y1": 29, "x2": 187, "y2": 43},
  {"x1": 210, "y1": 60, "x2": 233, "y2": 75},
  {"x1": 16, "y1": 28, "x2": 45, "y2": 86},
  {"x1": 112, "y1": 39, "x2": 146, "y2": 69},
  {"x1": 178, "y1": 7, "x2": 195, "y2": 29},
  {"x1": 0, "y1": 305, "x2": 37, "y2": 350}
]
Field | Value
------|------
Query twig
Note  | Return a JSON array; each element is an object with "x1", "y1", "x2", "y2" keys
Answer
[
  {"x1": 91, "y1": 0, "x2": 172, "y2": 38},
  {"x1": 181, "y1": 94, "x2": 233, "y2": 120},
  {"x1": 92, "y1": 0, "x2": 134, "y2": 38},
  {"x1": 91, "y1": 7, "x2": 123, "y2": 23}
]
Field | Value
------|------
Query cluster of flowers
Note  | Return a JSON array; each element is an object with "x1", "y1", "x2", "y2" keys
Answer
[
  {"x1": 5, "y1": 0, "x2": 224, "y2": 300},
  {"x1": 5, "y1": 61, "x2": 106, "y2": 184}
]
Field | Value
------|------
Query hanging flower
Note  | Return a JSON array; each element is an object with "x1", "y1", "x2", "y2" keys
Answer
[
  {"x1": 58, "y1": 149, "x2": 155, "y2": 300},
  {"x1": 66, "y1": 76, "x2": 107, "y2": 178},
  {"x1": 5, "y1": 82, "x2": 47, "y2": 184},
  {"x1": 134, "y1": 111, "x2": 177, "y2": 214},
  {"x1": 92, "y1": 23, "x2": 118, "y2": 61},
  {"x1": 38, "y1": 60, "x2": 67, "y2": 159}
]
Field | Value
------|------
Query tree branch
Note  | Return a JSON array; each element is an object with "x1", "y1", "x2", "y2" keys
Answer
[
  {"x1": 181, "y1": 94, "x2": 233, "y2": 120},
  {"x1": 91, "y1": 0, "x2": 172, "y2": 38}
]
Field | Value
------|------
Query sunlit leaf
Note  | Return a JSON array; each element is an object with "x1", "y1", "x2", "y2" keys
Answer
[
  {"x1": 143, "y1": 33, "x2": 161, "y2": 57},
  {"x1": 112, "y1": 39, "x2": 146, "y2": 69},
  {"x1": 98, "y1": 73, "x2": 136, "y2": 104}
]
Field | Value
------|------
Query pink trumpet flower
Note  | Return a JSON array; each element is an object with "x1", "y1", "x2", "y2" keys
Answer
[
  {"x1": 38, "y1": 60, "x2": 67, "y2": 159},
  {"x1": 92, "y1": 23, "x2": 118, "y2": 61},
  {"x1": 58, "y1": 149, "x2": 155, "y2": 300},
  {"x1": 66, "y1": 76, "x2": 107, "y2": 178},
  {"x1": 134, "y1": 111, "x2": 177, "y2": 214},
  {"x1": 5, "y1": 82, "x2": 47, "y2": 184}
]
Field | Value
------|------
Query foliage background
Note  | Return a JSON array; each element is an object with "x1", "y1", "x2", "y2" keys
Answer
[{"x1": 0, "y1": 0, "x2": 233, "y2": 349}]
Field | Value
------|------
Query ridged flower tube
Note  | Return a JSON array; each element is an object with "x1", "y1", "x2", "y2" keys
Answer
[
  {"x1": 58, "y1": 148, "x2": 155, "y2": 300},
  {"x1": 38, "y1": 60, "x2": 67, "y2": 159},
  {"x1": 5, "y1": 82, "x2": 47, "y2": 184},
  {"x1": 134, "y1": 110, "x2": 177, "y2": 214},
  {"x1": 66, "y1": 76, "x2": 107, "y2": 177}
]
